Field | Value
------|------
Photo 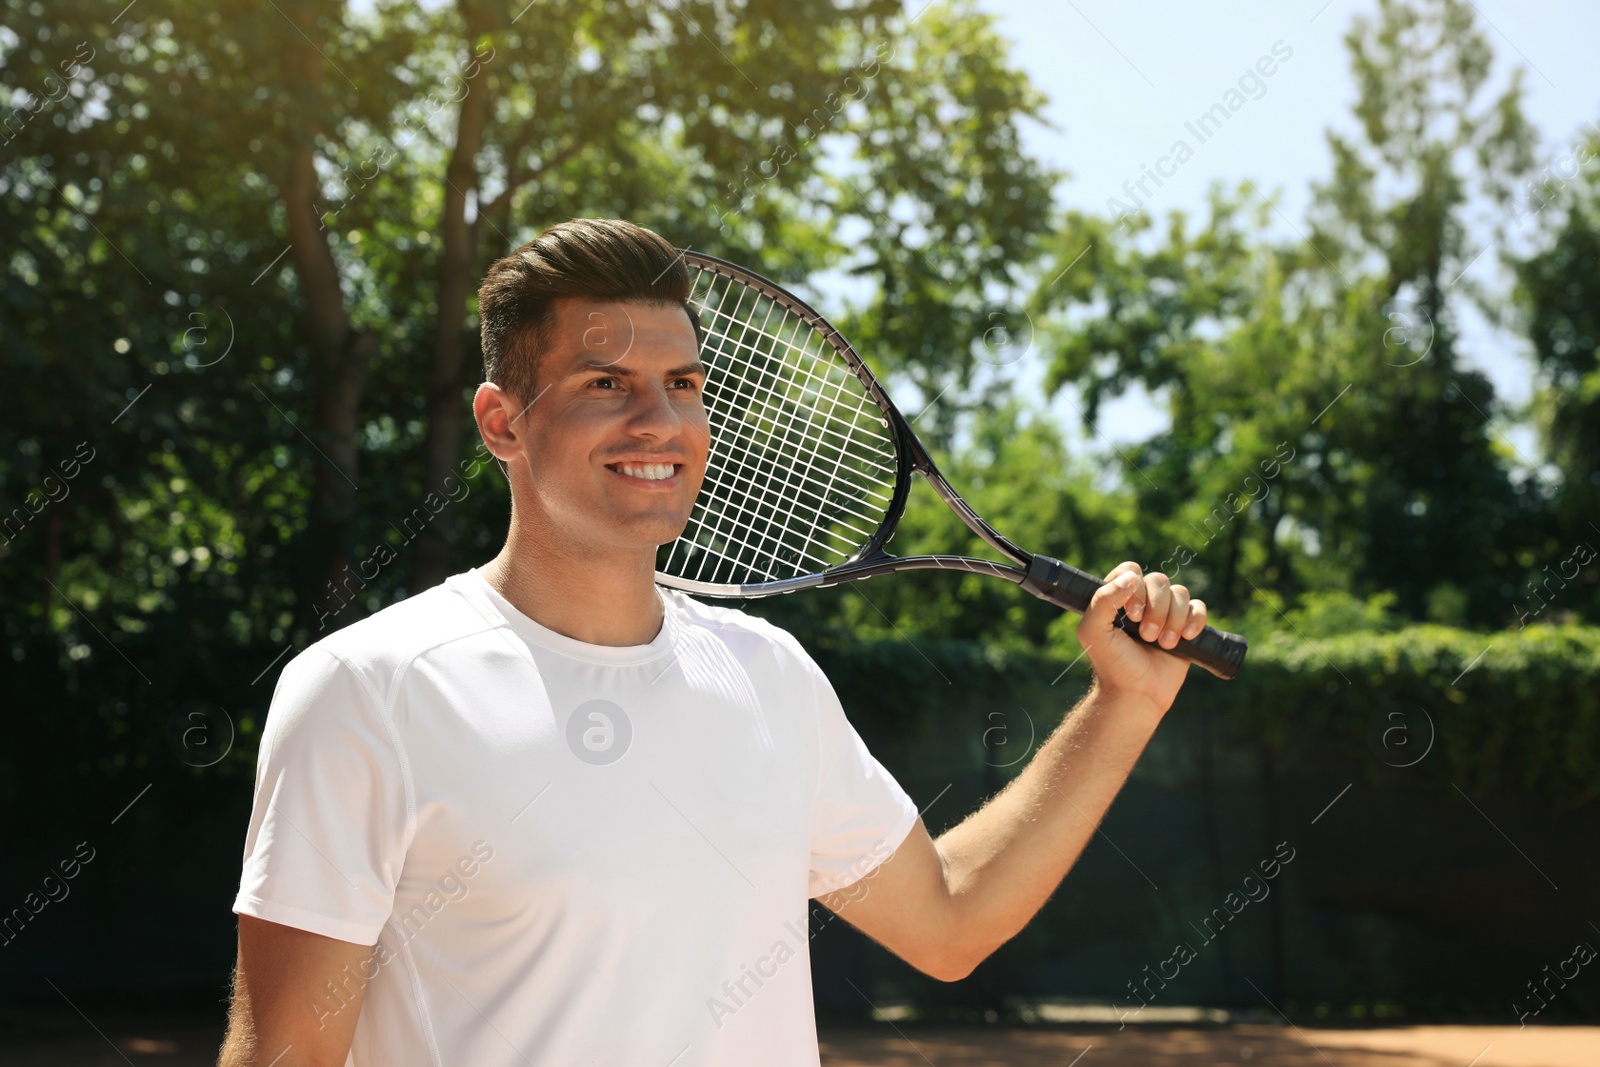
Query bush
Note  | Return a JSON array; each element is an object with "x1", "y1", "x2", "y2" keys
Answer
[{"x1": 822, "y1": 608, "x2": 1600, "y2": 808}]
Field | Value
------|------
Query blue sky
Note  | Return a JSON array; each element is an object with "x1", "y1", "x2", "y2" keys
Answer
[{"x1": 973, "y1": 0, "x2": 1600, "y2": 469}]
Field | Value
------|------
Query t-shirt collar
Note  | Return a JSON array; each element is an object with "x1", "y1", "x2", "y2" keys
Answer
[{"x1": 450, "y1": 567, "x2": 680, "y2": 666}]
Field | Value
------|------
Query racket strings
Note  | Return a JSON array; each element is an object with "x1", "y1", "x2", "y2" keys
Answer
[
  {"x1": 661, "y1": 265, "x2": 898, "y2": 587},
  {"x1": 697, "y1": 296, "x2": 893, "y2": 569},
  {"x1": 690, "y1": 295, "x2": 875, "y2": 575},
  {"x1": 697, "y1": 365, "x2": 892, "y2": 529},
  {"x1": 694, "y1": 289, "x2": 894, "y2": 484},
  {"x1": 697, "y1": 303, "x2": 897, "y2": 473},
  {"x1": 693, "y1": 285, "x2": 859, "y2": 569}
]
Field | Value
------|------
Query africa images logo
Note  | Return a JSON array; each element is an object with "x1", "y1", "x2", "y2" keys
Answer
[{"x1": 566, "y1": 699, "x2": 633, "y2": 765}]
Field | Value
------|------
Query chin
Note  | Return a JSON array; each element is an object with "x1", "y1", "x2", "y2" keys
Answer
[{"x1": 606, "y1": 511, "x2": 694, "y2": 552}]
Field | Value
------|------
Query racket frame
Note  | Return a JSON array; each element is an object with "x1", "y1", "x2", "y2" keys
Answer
[
  {"x1": 656, "y1": 250, "x2": 1032, "y2": 597},
  {"x1": 656, "y1": 251, "x2": 1249, "y2": 680}
]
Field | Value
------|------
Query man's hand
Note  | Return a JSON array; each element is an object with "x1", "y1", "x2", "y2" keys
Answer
[{"x1": 1077, "y1": 561, "x2": 1207, "y2": 715}]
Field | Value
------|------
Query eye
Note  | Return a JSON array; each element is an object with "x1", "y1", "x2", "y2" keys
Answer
[
  {"x1": 669, "y1": 377, "x2": 701, "y2": 391},
  {"x1": 589, "y1": 376, "x2": 620, "y2": 390}
]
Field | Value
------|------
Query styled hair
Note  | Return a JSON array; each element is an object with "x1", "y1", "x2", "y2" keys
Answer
[{"x1": 477, "y1": 218, "x2": 703, "y2": 409}]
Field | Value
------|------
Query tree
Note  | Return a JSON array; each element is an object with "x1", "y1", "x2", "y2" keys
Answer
[
  {"x1": 1030, "y1": 0, "x2": 1547, "y2": 625},
  {"x1": 0, "y1": 0, "x2": 1059, "y2": 812},
  {"x1": 1510, "y1": 122, "x2": 1600, "y2": 622},
  {"x1": 828, "y1": 0, "x2": 1056, "y2": 444},
  {"x1": 1307, "y1": 0, "x2": 1542, "y2": 623},
  {"x1": 1, "y1": 0, "x2": 1055, "y2": 644}
]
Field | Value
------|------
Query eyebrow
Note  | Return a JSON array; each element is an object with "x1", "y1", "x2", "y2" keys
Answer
[{"x1": 573, "y1": 358, "x2": 706, "y2": 378}]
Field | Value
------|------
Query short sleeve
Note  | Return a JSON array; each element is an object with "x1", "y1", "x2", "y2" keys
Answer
[
  {"x1": 233, "y1": 648, "x2": 411, "y2": 945},
  {"x1": 806, "y1": 660, "x2": 919, "y2": 898}
]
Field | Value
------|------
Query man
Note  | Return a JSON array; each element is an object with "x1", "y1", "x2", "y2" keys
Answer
[{"x1": 218, "y1": 218, "x2": 1207, "y2": 1066}]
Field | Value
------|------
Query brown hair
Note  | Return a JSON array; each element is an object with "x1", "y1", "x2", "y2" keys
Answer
[{"x1": 477, "y1": 218, "x2": 703, "y2": 409}]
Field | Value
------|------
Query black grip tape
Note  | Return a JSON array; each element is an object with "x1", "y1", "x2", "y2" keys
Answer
[{"x1": 1019, "y1": 554, "x2": 1249, "y2": 681}]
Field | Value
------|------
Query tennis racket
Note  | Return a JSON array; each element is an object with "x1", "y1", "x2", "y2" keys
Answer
[{"x1": 654, "y1": 251, "x2": 1248, "y2": 680}]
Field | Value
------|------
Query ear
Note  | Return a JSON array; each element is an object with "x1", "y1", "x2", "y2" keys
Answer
[{"x1": 474, "y1": 383, "x2": 525, "y2": 468}]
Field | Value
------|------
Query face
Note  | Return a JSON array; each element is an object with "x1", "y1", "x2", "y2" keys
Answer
[{"x1": 476, "y1": 298, "x2": 709, "y2": 554}]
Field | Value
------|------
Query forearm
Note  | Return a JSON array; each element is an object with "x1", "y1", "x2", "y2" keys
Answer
[
  {"x1": 934, "y1": 682, "x2": 1164, "y2": 973},
  {"x1": 217, "y1": 918, "x2": 372, "y2": 1067},
  {"x1": 216, "y1": 960, "x2": 256, "y2": 1067}
]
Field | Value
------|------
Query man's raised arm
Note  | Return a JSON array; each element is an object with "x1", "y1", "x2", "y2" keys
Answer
[
  {"x1": 815, "y1": 561, "x2": 1205, "y2": 982},
  {"x1": 216, "y1": 915, "x2": 377, "y2": 1067}
]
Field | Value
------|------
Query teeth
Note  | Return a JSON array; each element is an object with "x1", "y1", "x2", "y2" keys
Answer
[{"x1": 617, "y1": 463, "x2": 674, "y2": 481}]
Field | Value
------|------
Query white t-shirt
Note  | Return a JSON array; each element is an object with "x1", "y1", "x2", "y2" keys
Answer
[{"x1": 233, "y1": 567, "x2": 919, "y2": 1067}]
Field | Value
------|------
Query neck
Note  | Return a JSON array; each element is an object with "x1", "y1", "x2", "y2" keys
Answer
[{"x1": 481, "y1": 498, "x2": 665, "y2": 647}]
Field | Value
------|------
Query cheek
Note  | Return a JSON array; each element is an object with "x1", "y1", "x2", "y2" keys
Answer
[
  {"x1": 530, "y1": 405, "x2": 604, "y2": 467},
  {"x1": 685, "y1": 402, "x2": 712, "y2": 456}
]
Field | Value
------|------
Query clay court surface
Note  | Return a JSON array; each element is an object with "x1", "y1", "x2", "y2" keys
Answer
[
  {"x1": 820, "y1": 1023, "x2": 1600, "y2": 1066},
  {"x1": 0, "y1": 1021, "x2": 1595, "y2": 1066}
]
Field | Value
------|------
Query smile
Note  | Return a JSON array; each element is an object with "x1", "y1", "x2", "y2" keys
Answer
[{"x1": 608, "y1": 462, "x2": 681, "y2": 483}]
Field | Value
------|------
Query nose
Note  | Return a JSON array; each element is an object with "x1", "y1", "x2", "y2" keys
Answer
[{"x1": 627, "y1": 380, "x2": 686, "y2": 441}]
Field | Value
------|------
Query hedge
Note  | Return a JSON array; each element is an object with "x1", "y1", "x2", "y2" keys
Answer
[{"x1": 808, "y1": 622, "x2": 1600, "y2": 807}]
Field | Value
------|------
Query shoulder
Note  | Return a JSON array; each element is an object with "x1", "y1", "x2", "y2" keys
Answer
[{"x1": 282, "y1": 577, "x2": 504, "y2": 710}]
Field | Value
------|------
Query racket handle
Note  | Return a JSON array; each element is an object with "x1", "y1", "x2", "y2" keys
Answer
[{"x1": 1019, "y1": 554, "x2": 1249, "y2": 681}]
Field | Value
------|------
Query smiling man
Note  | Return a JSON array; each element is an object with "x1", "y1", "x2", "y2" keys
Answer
[{"x1": 218, "y1": 218, "x2": 1207, "y2": 1067}]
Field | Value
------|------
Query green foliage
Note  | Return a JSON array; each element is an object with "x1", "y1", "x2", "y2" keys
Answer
[
  {"x1": 1302, "y1": 0, "x2": 1544, "y2": 623},
  {"x1": 1031, "y1": 192, "x2": 1328, "y2": 615},
  {"x1": 1237, "y1": 588, "x2": 1403, "y2": 640},
  {"x1": 832, "y1": 0, "x2": 1058, "y2": 436},
  {"x1": 817, "y1": 618, "x2": 1600, "y2": 807},
  {"x1": 1029, "y1": 0, "x2": 1550, "y2": 628},
  {"x1": 1510, "y1": 124, "x2": 1600, "y2": 620},
  {"x1": 1223, "y1": 621, "x2": 1600, "y2": 805},
  {"x1": 0, "y1": 0, "x2": 1050, "y2": 658}
]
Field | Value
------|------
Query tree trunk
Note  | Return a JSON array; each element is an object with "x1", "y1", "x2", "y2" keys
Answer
[
  {"x1": 280, "y1": 11, "x2": 369, "y2": 634},
  {"x1": 411, "y1": 22, "x2": 496, "y2": 594}
]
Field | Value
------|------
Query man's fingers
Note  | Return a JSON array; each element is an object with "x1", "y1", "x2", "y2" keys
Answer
[
  {"x1": 1104, "y1": 562, "x2": 1144, "y2": 621},
  {"x1": 1153, "y1": 585, "x2": 1190, "y2": 649},
  {"x1": 1134, "y1": 572, "x2": 1171, "y2": 635},
  {"x1": 1089, "y1": 566, "x2": 1208, "y2": 638},
  {"x1": 1086, "y1": 569, "x2": 1141, "y2": 631},
  {"x1": 1088, "y1": 566, "x2": 1204, "y2": 648}
]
